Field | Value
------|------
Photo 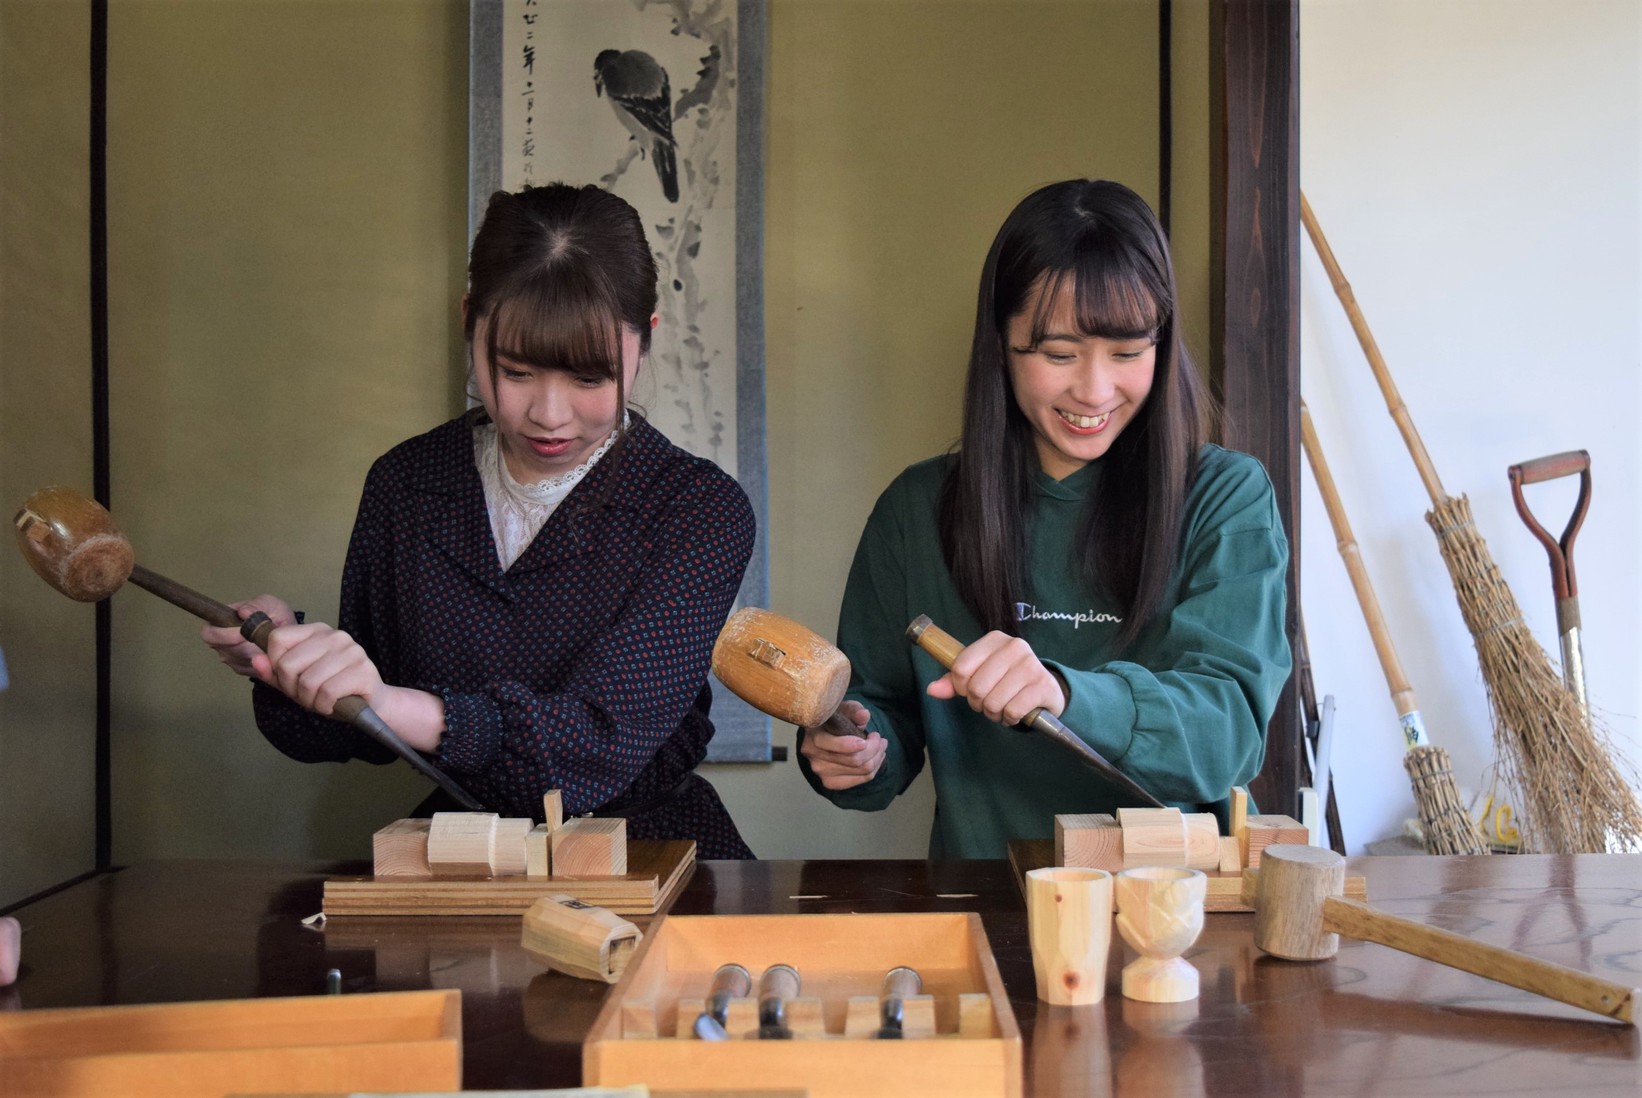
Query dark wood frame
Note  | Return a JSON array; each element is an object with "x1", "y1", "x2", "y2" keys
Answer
[{"x1": 1210, "y1": 0, "x2": 1302, "y2": 816}]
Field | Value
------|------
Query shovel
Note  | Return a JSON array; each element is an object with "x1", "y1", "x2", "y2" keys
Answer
[{"x1": 1507, "y1": 451, "x2": 1593, "y2": 719}]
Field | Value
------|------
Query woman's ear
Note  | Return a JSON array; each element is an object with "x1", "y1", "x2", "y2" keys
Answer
[
  {"x1": 649, "y1": 312, "x2": 659, "y2": 330},
  {"x1": 460, "y1": 293, "x2": 471, "y2": 324}
]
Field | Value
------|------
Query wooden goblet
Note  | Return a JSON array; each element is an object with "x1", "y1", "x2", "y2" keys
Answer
[
  {"x1": 1115, "y1": 866, "x2": 1206, "y2": 1003},
  {"x1": 1026, "y1": 867, "x2": 1113, "y2": 1006}
]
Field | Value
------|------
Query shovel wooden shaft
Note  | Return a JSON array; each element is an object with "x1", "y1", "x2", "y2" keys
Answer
[
  {"x1": 905, "y1": 615, "x2": 1164, "y2": 809},
  {"x1": 1322, "y1": 895, "x2": 1636, "y2": 1023}
]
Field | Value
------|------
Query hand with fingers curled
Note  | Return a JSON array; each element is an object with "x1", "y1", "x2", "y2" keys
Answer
[
  {"x1": 799, "y1": 700, "x2": 888, "y2": 790},
  {"x1": 200, "y1": 595, "x2": 299, "y2": 678},
  {"x1": 924, "y1": 630, "x2": 1066, "y2": 726}
]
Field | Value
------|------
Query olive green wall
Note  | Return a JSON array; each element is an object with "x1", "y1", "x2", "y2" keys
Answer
[
  {"x1": 0, "y1": 0, "x2": 97, "y2": 908},
  {"x1": 1, "y1": 0, "x2": 1209, "y2": 886},
  {"x1": 103, "y1": 0, "x2": 469, "y2": 864}
]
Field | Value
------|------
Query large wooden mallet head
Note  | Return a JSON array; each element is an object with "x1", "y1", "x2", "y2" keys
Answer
[
  {"x1": 14, "y1": 486, "x2": 135, "y2": 603},
  {"x1": 1247, "y1": 844, "x2": 1635, "y2": 1023},
  {"x1": 712, "y1": 608, "x2": 857, "y2": 737}
]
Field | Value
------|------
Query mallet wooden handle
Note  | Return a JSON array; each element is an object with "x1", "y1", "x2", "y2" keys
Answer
[
  {"x1": 905, "y1": 615, "x2": 1164, "y2": 808},
  {"x1": 130, "y1": 564, "x2": 483, "y2": 810},
  {"x1": 1321, "y1": 895, "x2": 1635, "y2": 1024}
]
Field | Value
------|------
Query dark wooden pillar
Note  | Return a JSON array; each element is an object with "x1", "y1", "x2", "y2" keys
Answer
[{"x1": 1211, "y1": 0, "x2": 1301, "y2": 816}]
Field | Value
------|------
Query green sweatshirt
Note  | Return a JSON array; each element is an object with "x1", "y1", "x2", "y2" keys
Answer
[{"x1": 799, "y1": 445, "x2": 1291, "y2": 859}]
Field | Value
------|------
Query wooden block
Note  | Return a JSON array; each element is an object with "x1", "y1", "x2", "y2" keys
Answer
[
  {"x1": 543, "y1": 789, "x2": 564, "y2": 831},
  {"x1": 620, "y1": 1002, "x2": 657, "y2": 1039},
  {"x1": 427, "y1": 812, "x2": 498, "y2": 876},
  {"x1": 786, "y1": 996, "x2": 827, "y2": 1039},
  {"x1": 372, "y1": 818, "x2": 431, "y2": 878},
  {"x1": 1117, "y1": 807, "x2": 1186, "y2": 867},
  {"x1": 1055, "y1": 813, "x2": 1123, "y2": 871},
  {"x1": 1183, "y1": 813, "x2": 1220, "y2": 871},
  {"x1": 521, "y1": 894, "x2": 642, "y2": 984},
  {"x1": 492, "y1": 818, "x2": 532, "y2": 877},
  {"x1": 526, "y1": 823, "x2": 552, "y2": 878},
  {"x1": 721, "y1": 997, "x2": 758, "y2": 1040},
  {"x1": 957, "y1": 992, "x2": 995, "y2": 1038},
  {"x1": 844, "y1": 995, "x2": 879, "y2": 1038},
  {"x1": 552, "y1": 817, "x2": 628, "y2": 876},
  {"x1": 1217, "y1": 834, "x2": 1242, "y2": 874},
  {"x1": 901, "y1": 994, "x2": 937, "y2": 1038},
  {"x1": 1230, "y1": 786, "x2": 1250, "y2": 867},
  {"x1": 1245, "y1": 815, "x2": 1310, "y2": 869}
]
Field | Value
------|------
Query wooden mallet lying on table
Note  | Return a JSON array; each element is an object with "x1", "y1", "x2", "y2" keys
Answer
[
  {"x1": 12, "y1": 485, "x2": 483, "y2": 810},
  {"x1": 711, "y1": 608, "x2": 858, "y2": 737},
  {"x1": 1247, "y1": 844, "x2": 1635, "y2": 1024}
]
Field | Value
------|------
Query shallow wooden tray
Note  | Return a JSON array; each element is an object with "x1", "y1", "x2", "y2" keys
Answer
[
  {"x1": 584, "y1": 912, "x2": 1023, "y2": 1098},
  {"x1": 0, "y1": 988, "x2": 459, "y2": 1097},
  {"x1": 323, "y1": 839, "x2": 695, "y2": 916},
  {"x1": 1008, "y1": 838, "x2": 1367, "y2": 910}
]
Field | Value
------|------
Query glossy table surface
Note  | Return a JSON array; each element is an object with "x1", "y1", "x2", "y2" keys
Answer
[{"x1": 3, "y1": 854, "x2": 1638, "y2": 1095}]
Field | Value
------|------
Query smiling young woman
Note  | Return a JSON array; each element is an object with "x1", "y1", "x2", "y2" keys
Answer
[
  {"x1": 201, "y1": 184, "x2": 756, "y2": 858},
  {"x1": 797, "y1": 179, "x2": 1293, "y2": 859}
]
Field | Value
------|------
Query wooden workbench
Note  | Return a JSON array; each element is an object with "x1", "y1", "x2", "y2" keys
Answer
[{"x1": 2, "y1": 854, "x2": 1636, "y2": 1094}]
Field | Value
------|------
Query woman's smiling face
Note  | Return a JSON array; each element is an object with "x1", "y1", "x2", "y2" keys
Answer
[{"x1": 1005, "y1": 279, "x2": 1157, "y2": 480}]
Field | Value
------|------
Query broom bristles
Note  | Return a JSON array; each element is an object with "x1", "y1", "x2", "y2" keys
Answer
[
  {"x1": 1403, "y1": 745, "x2": 1488, "y2": 854},
  {"x1": 1428, "y1": 495, "x2": 1642, "y2": 853}
]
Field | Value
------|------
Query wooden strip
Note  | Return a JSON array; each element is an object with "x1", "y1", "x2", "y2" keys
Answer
[
  {"x1": 525, "y1": 823, "x2": 552, "y2": 878},
  {"x1": 323, "y1": 840, "x2": 695, "y2": 916},
  {"x1": 1230, "y1": 786, "x2": 1250, "y2": 868},
  {"x1": 543, "y1": 788, "x2": 564, "y2": 831}
]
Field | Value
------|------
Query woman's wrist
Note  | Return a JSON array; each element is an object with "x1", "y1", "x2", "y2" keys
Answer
[{"x1": 370, "y1": 685, "x2": 448, "y2": 753}]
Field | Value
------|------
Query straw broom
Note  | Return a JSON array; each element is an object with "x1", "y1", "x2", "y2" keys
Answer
[
  {"x1": 1301, "y1": 402, "x2": 1486, "y2": 854},
  {"x1": 1301, "y1": 193, "x2": 1642, "y2": 854}
]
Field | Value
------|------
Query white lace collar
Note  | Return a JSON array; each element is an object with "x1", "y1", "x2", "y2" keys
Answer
[{"x1": 472, "y1": 413, "x2": 626, "y2": 568}]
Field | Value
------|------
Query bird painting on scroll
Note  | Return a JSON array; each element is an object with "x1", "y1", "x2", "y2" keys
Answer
[{"x1": 502, "y1": 0, "x2": 745, "y2": 471}]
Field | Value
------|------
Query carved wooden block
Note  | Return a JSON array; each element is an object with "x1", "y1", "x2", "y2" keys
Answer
[
  {"x1": 426, "y1": 812, "x2": 499, "y2": 876},
  {"x1": 1183, "y1": 813, "x2": 1220, "y2": 871},
  {"x1": 372, "y1": 818, "x2": 431, "y2": 878},
  {"x1": 1245, "y1": 815, "x2": 1310, "y2": 869},
  {"x1": 492, "y1": 817, "x2": 533, "y2": 876},
  {"x1": 1055, "y1": 813, "x2": 1122, "y2": 870},
  {"x1": 1117, "y1": 807, "x2": 1186, "y2": 867},
  {"x1": 552, "y1": 817, "x2": 628, "y2": 876}
]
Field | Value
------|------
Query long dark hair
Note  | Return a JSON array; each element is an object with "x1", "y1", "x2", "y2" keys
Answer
[
  {"x1": 938, "y1": 179, "x2": 1210, "y2": 650},
  {"x1": 464, "y1": 183, "x2": 658, "y2": 468}
]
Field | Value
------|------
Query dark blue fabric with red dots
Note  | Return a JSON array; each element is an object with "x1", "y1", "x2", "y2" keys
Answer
[{"x1": 251, "y1": 411, "x2": 756, "y2": 858}]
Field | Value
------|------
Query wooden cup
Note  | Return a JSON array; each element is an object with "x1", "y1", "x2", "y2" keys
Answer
[
  {"x1": 1026, "y1": 867, "x2": 1113, "y2": 1006},
  {"x1": 1115, "y1": 866, "x2": 1206, "y2": 1003}
]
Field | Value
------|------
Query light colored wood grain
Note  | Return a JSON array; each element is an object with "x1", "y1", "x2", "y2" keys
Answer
[
  {"x1": 1026, "y1": 867, "x2": 1112, "y2": 1005},
  {"x1": 1245, "y1": 814, "x2": 1310, "y2": 869},
  {"x1": 1117, "y1": 807, "x2": 1186, "y2": 868},
  {"x1": 711, "y1": 607, "x2": 852, "y2": 728},
  {"x1": 554, "y1": 817, "x2": 628, "y2": 876},
  {"x1": 371, "y1": 818, "x2": 431, "y2": 878},
  {"x1": 1229, "y1": 786, "x2": 1249, "y2": 867},
  {"x1": 957, "y1": 992, "x2": 995, "y2": 1038},
  {"x1": 1217, "y1": 834, "x2": 1242, "y2": 874},
  {"x1": 322, "y1": 839, "x2": 695, "y2": 916},
  {"x1": 1115, "y1": 867, "x2": 1206, "y2": 1003},
  {"x1": 1054, "y1": 813, "x2": 1122, "y2": 871},
  {"x1": 0, "y1": 989, "x2": 458, "y2": 1096},
  {"x1": 526, "y1": 823, "x2": 552, "y2": 878},
  {"x1": 426, "y1": 811, "x2": 498, "y2": 876},
  {"x1": 620, "y1": 1002, "x2": 657, "y2": 1040},
  {"x1": 520, "y1": 894, "x2": 642, "y2": 984},
  {"x1": 543, "y1": 788, "x2": 564, "y2": 831},
  {"x1": 492, "y1": 817, "x2": 533, "y2": 877},
  {"x1": 1183, "y1": 813, "x2": 1220, "y2": 871}
]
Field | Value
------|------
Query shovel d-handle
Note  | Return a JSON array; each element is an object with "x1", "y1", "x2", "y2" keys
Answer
[{"x1": 1507, "y1": 450, "x2": 1591, "y2": 602}]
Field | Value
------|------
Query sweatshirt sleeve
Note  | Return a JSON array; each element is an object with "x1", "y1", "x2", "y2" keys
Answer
[
  {"x1": 1044, "y1": 456, "x2": 1292, "y2": 805},
  {"x1": 796, "y1": 484, "x2": 928, "y2": 810}
]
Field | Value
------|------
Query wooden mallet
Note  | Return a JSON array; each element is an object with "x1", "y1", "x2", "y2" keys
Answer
[
  {"x1": 711, "y1": 608, "x2": 858, "y2": 737},
  {"x1": 13, "y1": 485, "x2": 482, "y2": 810},
  {"x1": 1246, "y1": 844, "x2": 1635, "y2": 1023}
]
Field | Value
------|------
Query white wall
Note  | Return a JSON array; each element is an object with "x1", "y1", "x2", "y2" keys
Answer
[{"x1": 1300, "y1": 0, "x2": 1641, "y2": 851}]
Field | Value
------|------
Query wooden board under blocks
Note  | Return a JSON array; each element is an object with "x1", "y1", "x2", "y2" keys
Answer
[
  {"x1": 323, "y1": 840, "x2": 695, "y2": 917},
  {"x1": 1007, "y1": 839, "x2": 1366, "y2": 913},
  {"x1": 0, "y1": 988, "x2": 459, "y2": 1097}
]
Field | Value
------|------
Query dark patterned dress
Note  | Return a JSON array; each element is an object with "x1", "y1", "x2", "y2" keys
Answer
[{"x1": 251, "y1": 411, "x2": 756, "y2": 858}]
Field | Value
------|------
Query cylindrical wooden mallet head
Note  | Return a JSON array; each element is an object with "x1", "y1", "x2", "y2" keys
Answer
[
  {"x1": 14, "y1": 486, "x2": 135, "y2": 603},
  {"x1": 1250, "y1": 844, "x2": 1348, "y2": 960},
  {"x1": 711, "y1": 608, "x2": 850, "y2": 728}
]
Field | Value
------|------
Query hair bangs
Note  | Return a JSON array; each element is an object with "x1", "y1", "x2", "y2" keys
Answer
[{"x1": 484, "y1": 266, "x2": 624, "y2": 381}]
